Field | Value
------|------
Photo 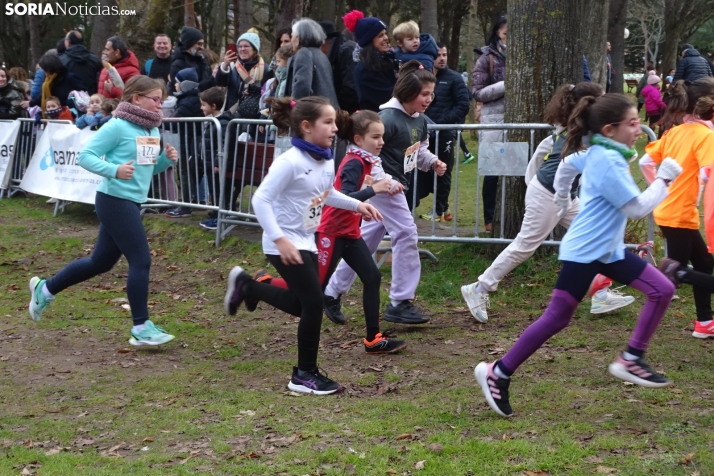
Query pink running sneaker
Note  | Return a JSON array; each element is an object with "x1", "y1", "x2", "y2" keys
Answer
[
  {"x1": 607, "y1": 354, "x2": 672, "y2": 388},
  {"x1": 474, "y1": 361, "x2": 513, "y2": 417}
]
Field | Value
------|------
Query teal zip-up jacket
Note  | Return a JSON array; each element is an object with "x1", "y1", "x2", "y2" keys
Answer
[{"x1": 77, "y1": 117, "x2": 173, "y2": 203}]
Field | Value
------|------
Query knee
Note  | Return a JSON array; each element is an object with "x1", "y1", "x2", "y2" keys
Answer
[
  {"x1": 130, "y1": 254, "x2": 152, "y2": 274},
  {"x1": 653, "y1": 278, "x2": 676, "y2": 302},
  {"x1": 391, "y1": 224, "x2": 418, "y2": 247},
  {"x1": 361, "y1": 267, "x2": 382, "y2": 289}
]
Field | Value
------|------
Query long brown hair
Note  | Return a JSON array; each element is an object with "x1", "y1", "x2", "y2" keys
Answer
[
  {"x1": 661, "y1": 78, "x2": 714, "y2": 133},
  {"x1": 269, "y1": 96, "x2": 334, "y2": 137},
  {"x1": 543, "y1": 82, "x2": 604, "y2": 126},
  {"x1": 563, "y1": 93, "x2": 635, "y2": 153},
  {"x1": 335, "y1": 110, "x2": 382, "y2": 143}
]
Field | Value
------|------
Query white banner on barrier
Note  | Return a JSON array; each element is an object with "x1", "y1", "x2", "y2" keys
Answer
[
  {"x1": 20, "y1": 123, "x2": 102, "y2": 204},
  {"x1": 0, "y1": 120, "x2": 21, "y2": 189}
]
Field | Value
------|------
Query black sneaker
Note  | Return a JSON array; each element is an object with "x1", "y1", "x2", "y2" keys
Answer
[
  {"x1": 657, "y1": 257, "x2": 682, "y2": 286},
  {"x1": 364, "y1": 332, "x2": 407, "y2": 354},
  {"x1": 608, "y1": 354, "x2": 672, "y2": 388},
  {"x1": 165, "y1": 207, "x2": 192, "y2": 218},
  {"x1": 245, "y1": 269, "x2": 272, "y2": 312},
  {"x1": 474, "y1": 361, "x2": 513, "y2": 417},
  {"x1": 324, "y1": 294, "x2": 346, "y2": 325},
  {"x1": 287, "y1": 367, "x2": 342, "y2": 395},
  {"x1": 223, "y1": 266, "x2": 252, "y2": 315},
  {"x1": 382, "y1": 301, "x2": 430, "y2": 324}
]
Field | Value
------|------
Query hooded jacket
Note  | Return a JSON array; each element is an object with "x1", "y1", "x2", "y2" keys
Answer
[
  {"x1": 393, "y1": 33, "x2": 439, "y2": 71},
  {"x1": 0, "y1": 77, "x2": 27, "y2": 119},
  {"x1": 425, "y1": 65, "x2": 471, "y2": 128},
  {"x1": 173, "y1": 80, "x2": 202, "y2": 118},
  {"x1": 61, "y1": 44, "x2": 102, "y2": 94},
  {"x1": 471, "y1": 44, "x2": 506, "y2": 142},
  {"x1": 97, "y1": 50, "x2": 141, "y2": 99},
  {"x1": 673, "y1": 48, "x2": 714, "y2": 83},
  {"x1": 168, "y1": 45, "x2": 214, "y2": 95}
]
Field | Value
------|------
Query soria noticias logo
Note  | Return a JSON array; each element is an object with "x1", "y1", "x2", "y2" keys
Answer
[{"x1": 4, "y1": 3, "x2": 136, "y2": 15}]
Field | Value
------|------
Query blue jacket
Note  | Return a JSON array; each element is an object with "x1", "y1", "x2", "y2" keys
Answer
[
  {"x1": 425, "y1": 66, "x2": 470, "y2": 127},
  {"x1": 393, "y1": 33, "x2": 439, "y2": 71},
  {"x1": 673, "y1": 48, "x2": 714, "y2": 83},
  {"x1": 31, "y1": 69, "x2": 44, "y2": 103},
  {"x1": 76, "y1": 111, "x2": 104, "y2": 129},
  {"x1": 78, "y1": 117, "x2": 173, "y2": 203},
  {"x1": 354, "y1": 51, "x2": 398, "y2": 112}
]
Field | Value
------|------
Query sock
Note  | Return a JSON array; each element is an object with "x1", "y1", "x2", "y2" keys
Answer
[
  {"x1": 390, "y1": 299, "x2": 401, "y2": 307},
  {"x1": 41, "y1": 283, "x2": 54, "y2": 299},
  {"x1": 132, "y1": 323, "x2": 146, "y2": 333},
  {"x1": 474, "y1": 283, "x2": 487, "y2": 294},
  {"x1": 698, "y1": 319, "x2": 712, "y2": 326},
  {"x1": 623, "y1": 346, "x2": 644, "y2": 360},
  {"x1": 494, "y1": 361, "x2": 510, "y2": 379},
  {"x1": 594, "y1": 288, "x2": 609, "y2": 300},
  {"x1": 324, "y1": 283, "x2": 339, "y2": 300}
]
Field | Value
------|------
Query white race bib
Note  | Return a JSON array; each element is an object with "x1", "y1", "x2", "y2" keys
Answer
[
  {"x1": 136, "y1": 137, "x2": 160, "y2": 165},
  {"x1": 303, "y1": 191, "x2": 329, "y2": 229},
  {"x1": 404, "y1": 141, "x2": 419, "y2": 173},
  {"x1": 360, "y1": 175, "x2": 374, "y2": 191}
]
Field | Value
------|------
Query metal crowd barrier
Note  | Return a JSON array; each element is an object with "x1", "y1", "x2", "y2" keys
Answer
[{"x1": 144, "y1": 117, "x2": 223, "y2": 224}]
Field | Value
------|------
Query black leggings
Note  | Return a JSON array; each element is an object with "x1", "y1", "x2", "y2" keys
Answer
[
  {"x1": 319, "y1": 235, "x2": 381, "y2": 340},
  {"x1": 243, "y1": 251, "x2": 323, "y2": 370},
  {"x1": 661, "y1": 226, "x2": 714, "y2": 321},
  {"x1": 45, "y1": 192, "x2": 151, "y2": 326}
]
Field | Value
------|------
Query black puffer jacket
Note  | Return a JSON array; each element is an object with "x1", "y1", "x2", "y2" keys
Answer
[
  {"x1": 425, "y1": 66, "x2": 471, "y2": 127},
  {"x1": 0, "y1": 77, "x2": 27, "y2": 119},
  {"x1": 61, "y1": 45, "x2": 102, "y2": 94},
  {"x1": 168, "y1": 46, "x2": 215, "y2": 94},
  {"x1": 327, "y1": 34, "x2": 358, "y2": 113},
  {"x1": 673, "y1": 48, "x2": 713, "y2": 83}
]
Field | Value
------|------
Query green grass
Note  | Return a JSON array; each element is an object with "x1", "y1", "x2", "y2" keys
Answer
[{"x1": 1, "y1": 182, "x2": 713, "y2": 475}]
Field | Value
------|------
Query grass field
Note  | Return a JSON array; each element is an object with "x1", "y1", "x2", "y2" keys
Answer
[{"x1": 1, "y1": 185, "x2": 713, "y2": 475}]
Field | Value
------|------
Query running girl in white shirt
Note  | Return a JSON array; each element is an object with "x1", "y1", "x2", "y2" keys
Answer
[{"x1": 223, "y1": 96, "x2": 382, "y2": 395}]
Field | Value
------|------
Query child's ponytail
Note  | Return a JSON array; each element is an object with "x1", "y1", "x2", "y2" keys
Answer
[
  {"x1": 335, "y1": 109, "x2": 382, "y2": 143},
  {"x1": 563, "y1": 96, "x2": 597, "y2": 153},
  {"x1": 543, "y1": 82, "x2": 604, "y2": 126},
  {"x1": 564, "y1": 93, "x2": 635, "y2": 153},
  {"x1": 267, "y1": 96, "x2": 333, "y2": 137}
]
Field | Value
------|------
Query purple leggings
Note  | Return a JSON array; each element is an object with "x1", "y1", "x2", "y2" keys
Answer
[{"x1": 499, "y1": 251, "x2": 675, "y2": 375}]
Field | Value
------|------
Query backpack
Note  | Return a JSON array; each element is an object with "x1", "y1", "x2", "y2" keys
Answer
[{"x1": 68, "y1": 90, "x2": 90, "y2": 112}]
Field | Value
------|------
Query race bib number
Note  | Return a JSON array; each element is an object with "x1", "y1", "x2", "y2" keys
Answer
[
  {"x1": 360, "y1": 175, "x2": 374, "y2": 191},
  {"x1": 303, "y1": 191, "x2": 330, "y2": 229},
  {"x1": 136, "y1": 137, "x2": 160, "y2": 165},
  {"x1": 404, "y1": 142, "x2": 419, "y2": 174}
]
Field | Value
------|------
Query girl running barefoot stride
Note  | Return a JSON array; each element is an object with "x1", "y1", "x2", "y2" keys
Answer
[
  {"x1": 476, "y1": 94, "x2": 683, "y2": 417},
  {"x1": 223, "y1": 96, "x2": 382, "y2": 395},
  {"x1": 28, "y1": 76, "x2": 178, "y2": 346}
]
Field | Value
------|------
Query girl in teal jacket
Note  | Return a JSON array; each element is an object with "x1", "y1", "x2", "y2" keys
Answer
[{"x1": 28, "y1": 76, "x2": 179, "y2": 346}]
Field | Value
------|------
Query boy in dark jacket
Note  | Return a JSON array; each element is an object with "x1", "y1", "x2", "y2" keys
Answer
[
  {"x1": 198, "y1": 87, "x2": 233, "y2": 230},
  {"x1": 392, "y1": 21, "x2": 438, "y2": 71}
]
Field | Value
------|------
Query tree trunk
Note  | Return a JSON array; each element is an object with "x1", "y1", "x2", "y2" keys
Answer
[
  {"x1": 421, "y1": 0, "x2": 439, "y2": 40},
  {"x1": 275, "y1": 0, "x2": 303, "y2": 36},
  {"x1": 498, "y1": 0, "x2": 589, "y2": 239},
  {"x1": 238, "y1": 0, "x2": 253, "y2": 34},
  {"x1": 581, "y1": 0, "x2": 609, "y2": 87},
  {"x1": 308, "y1": 0, "x2": 335, "y2": 23},
  {"x1": 661, "y1": 0, "x2": 686, "y2": 76},
  {"x1": 184, "y1": 0, "x2": 199, "y2": 28},
  {"x1": 607, "y1": 0, "x2": 627, "y2": 94},
  {"x1": 28, "y1": 16, "x2": 42, "y2": 69},
  {"x1": 90, "y1": 0, "x2": 119, "y2": 56}
]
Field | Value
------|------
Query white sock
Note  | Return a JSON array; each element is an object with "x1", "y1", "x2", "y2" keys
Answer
[
  {"x1": 132, "y1": 323, "x2": 146, "y2": 333},
  {"x1": 699, "y1": 320, "x2": 712, "y2": 326},
  {"x1": 594, "y1": 288, "x2": 609, "y2": 300},
  {"x1": 390, "y1": 299, "x2": 401, "y2": 307},
  {"x1": 493, "y1": 364, "x2": 510, "y2": 379},
  {"x1": 474, "y1": 283, "x2": 487, "y2": 294},
  {"x1": 41, "y1": 283, "x2": 54, "y2": 299},
  {"x1": 622, "y1": 351, "x2": 640, "y2": 361},
  {"x1": 324, "y1": 284, "x2": 339, "y2": 300}
]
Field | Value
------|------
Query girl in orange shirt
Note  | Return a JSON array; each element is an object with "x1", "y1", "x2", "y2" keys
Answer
[{"x1": 639, "y1": 78, "x2": 714, "y2": 338}]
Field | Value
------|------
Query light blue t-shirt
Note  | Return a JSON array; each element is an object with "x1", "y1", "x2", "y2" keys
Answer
[{"x1": 559, "y1": 145, "x2": 640, "y2": 264}]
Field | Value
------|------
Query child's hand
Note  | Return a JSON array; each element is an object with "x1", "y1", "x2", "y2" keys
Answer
[
  {"x1": 371, "y1": 179, "x2": 392, "y2": 194},
  {"x1": 103, "y1": 79, "x2": 113, "y2": 93},
  {"x1": 434, "y1": 160, "x2": 447, "y2": 176},
  {"x1": 116, "y1": 160, "x2": 135, "y2": 180},
  {"x1": 357, "y1": 203, "x2": 383, "y2": 222},
  {"x1": 389, "y1": 181, "x2": 404, "y2": 195},
  {"x1": 275, "y1": 237, "x2": 302, "y2": 265},
  {"x1": 165, "y1": 144, "x2": 178, "y2": 161}
]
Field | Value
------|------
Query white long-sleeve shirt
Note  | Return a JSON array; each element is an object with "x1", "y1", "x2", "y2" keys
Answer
[{"x1": 252, "y1": 146, "x2": 360, "y2": 255}]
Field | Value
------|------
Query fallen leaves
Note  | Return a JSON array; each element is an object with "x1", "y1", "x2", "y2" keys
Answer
[
  {"x1": 415, "y1": 460, "x2": 426, "y2": 470},
  {"x1": 427, "y1": 443, "x2": 443, "y2": 452},
  {"x1": 395, "y1": 433, "x2": 412, "y2": 441}
]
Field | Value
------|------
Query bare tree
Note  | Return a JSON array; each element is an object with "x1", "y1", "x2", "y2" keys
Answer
[
  {"x1": 476, "y1": 0, "x2": 506, "y2": 42},
  {"x1": 28, "y1": 16, "x2": 42, "y2": 69},
  {"x1": 498, "y1": 0, "x2": 592, "y2": 238},
  {"x1": 238, "y1": 0, "x2": 254, "y2": 34},
  {"x1": 421, "y1": 0, "x2": 439, "y2": 40},
  {"x1": 607, "y1": 0, "x2": 628, "y2": 93},
  {"x1": 661, "y1": 0, "x2": 714, "y2": 76},
  {"x1": 90, "y1": 0, "x2": 119, "y2": 56},
  {"x1": 275, "y1": 0, "x2": 304, "y2": 36},
  {"x1": 628, "y1": 0, "x2": 665, "y2": 70},
  {"x1": 581, "y1": 0, "x2": 609, "y2": 86}
]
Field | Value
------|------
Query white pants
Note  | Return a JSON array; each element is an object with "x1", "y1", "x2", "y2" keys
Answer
[{"x1": 477, "y1": 177, "x2": 580, "y2": 292}]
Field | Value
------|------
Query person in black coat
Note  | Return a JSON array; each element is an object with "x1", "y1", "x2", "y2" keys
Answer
[
  {"x1": 343, "y1": 10, "x2": 398, "y2": 112},
  {"x1": 60, "y1": 30, "x2": 102, "y2": 94},
  {"x1": 319, "y1": 21, "x2": 359, "y2": 114},
  {"x1": 673, "y1": 44, "x2": 714, "y2": 83},
  {"x1": 29, "y1": 53, "x2": 85, "y2": 111},
  {"x1": 417, "y1": 43, "x2": 471, "y2": 221},
  {"x1": 168, "y1": 26, "x2": 214, "y2": 94}
]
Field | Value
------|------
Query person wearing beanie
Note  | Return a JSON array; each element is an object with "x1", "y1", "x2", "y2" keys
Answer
[
  {"x1": 673, "y1": 43, "x2": 714, "y2": 83},
  {"x1": 216, "y1": 27, "x2": 269, "y2": 111},
  {"x1": 641, "y1": 74, "x2": 666, "y2": 131},
  {"x1": 343, "y1": 10, "x2": 398, "y2": 112},
  {"x1": 168, "y1": 25, "x2": 214, "y2": 95}
]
